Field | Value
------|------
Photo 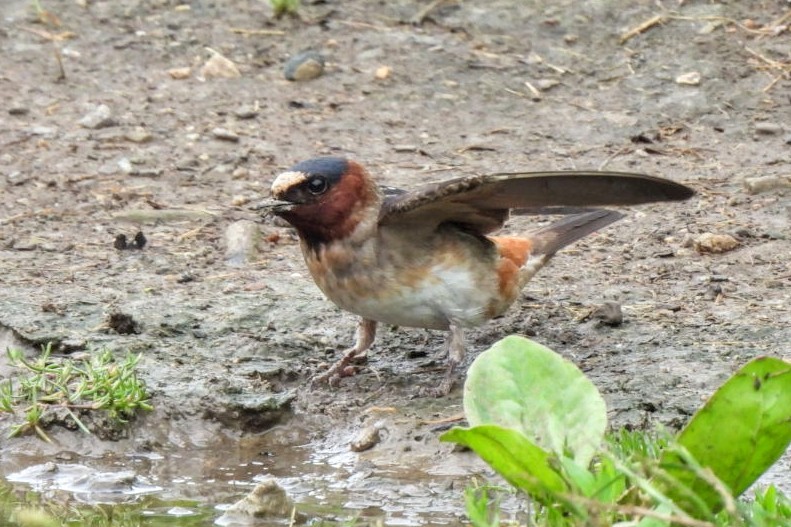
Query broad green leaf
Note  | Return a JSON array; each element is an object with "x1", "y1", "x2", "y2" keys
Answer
[
  {"x1": 440, "y1": 425, "x2": 567, "y2": 500},
  {"x1": 662, "y1": 356, "x2": 791, "y2": 515},
  {"x1": 463, "y1": 335, "x2": 606, "y2": 466}
]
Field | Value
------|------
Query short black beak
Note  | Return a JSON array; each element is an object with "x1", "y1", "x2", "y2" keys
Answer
[{"x1": 250, "y1": 199, "x2": 294, "y2": 216}]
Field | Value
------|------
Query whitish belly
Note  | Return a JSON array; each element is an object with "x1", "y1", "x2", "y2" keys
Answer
[{"x1": 321, "y1": 262, "x2": 500, "y2": 330}]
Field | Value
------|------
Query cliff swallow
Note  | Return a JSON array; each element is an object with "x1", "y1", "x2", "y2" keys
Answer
[{"x1": 265, "y1": 157, "x2": 693, "y2": 396}]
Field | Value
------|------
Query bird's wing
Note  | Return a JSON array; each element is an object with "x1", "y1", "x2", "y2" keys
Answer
[{"x1": 378, "y1": 171, "x2": 694, "y2": 234}]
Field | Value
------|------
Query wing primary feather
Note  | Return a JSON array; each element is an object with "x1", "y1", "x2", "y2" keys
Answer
[
  {"x1": 380, "y1": 170, "x2": 693, "y2": 234},
  {"x1": 530, "y1": 209, "x2": 625, "y2": 257}
]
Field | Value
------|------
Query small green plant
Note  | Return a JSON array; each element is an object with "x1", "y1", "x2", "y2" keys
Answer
[
  {"x1": 0, "y1": 344, "x2": 152, "y2": 441},
  {"x1": 442, "y1": 336, "x2": 791, "y2": 526},
  {"x1": 270, "y1": 0, "x2": 300, "y2": 18}
]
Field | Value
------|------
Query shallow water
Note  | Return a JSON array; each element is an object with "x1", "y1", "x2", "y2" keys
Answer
[{"x1": 0, "y1": 420, "x2": 504, "y2": 526}]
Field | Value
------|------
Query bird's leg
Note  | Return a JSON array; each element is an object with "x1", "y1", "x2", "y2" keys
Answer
[
  {"x1": 424, "y1": 323, "x2": 465, "y2": 397},
  {"x1": 312, "y1": 318, "x2": 377, "y2": 386}
]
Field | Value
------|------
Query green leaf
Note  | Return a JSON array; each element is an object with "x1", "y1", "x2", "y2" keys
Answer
[
  {"x1": 440, "y1": 425, "x2": 567, "y2": 501},
  {"x1": 663, "y1": 356, "x2": 791, "y2": 514},
  {"x1": 463, "y1": 335, "x2": 606, "y2": 466},
  {"x1": 635, "y1": 503, "x2": 672, "y2": 527}
]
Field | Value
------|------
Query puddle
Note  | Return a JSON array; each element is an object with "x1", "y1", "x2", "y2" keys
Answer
[
  {"x1": 0, "y1": 418, "x2": 506, "y2": 526},
  {"x1": 1, "y1": 414, "x2": 788, "y2": 525},
  {"x1": 7, "y1": 462, "x2": 162, "y2": 503}
]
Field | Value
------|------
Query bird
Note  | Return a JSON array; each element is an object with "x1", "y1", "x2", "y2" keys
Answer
[{"x1": 263, "y1": 157, "x2": 694, "y2": 396}]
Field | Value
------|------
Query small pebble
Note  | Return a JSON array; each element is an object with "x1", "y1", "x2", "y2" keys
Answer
[
  {"x1": 755, "y1": 122, "x2": 783, "y2": 135},
  {"x1": 125, "y1": 127, "x2": 152, "y2": 143},
  {"x1": 351, "y1": 423, "x2": 383, "y2": 452},
  {"x1": 693, "y1": 233, "x2": 739, "y2": 254},
  {"x1": 79, "y1": 104, "x2": 116, "y2": 129},
  {"x1": 231, "y1": 167, "x2": 250, "y2": 179},
  {"x1": 784, "y1": 133, "x2": 791, "y2": 145},
  {"x1": 118, "y1": 157, "x2": 133, "y2": 174},
  {"x1": 217, "y1": 479, "x2": 299, "y2": 523},
  {"x1": 284, "y1": 51, "x2": 326, "y2": 81},
  {"x1": 592, "y1": 302, "x2": 623, "y2": 327},
  {"x1": 168, "y1": 66, "x2": 191, "y2": 79},
  {"x1": 29, "y1": 125, "x2": 56, "y2": 136},
  {"x1": 743, "y1": 175, "x2": 791, "y2": 194},
  {"x1": 130, "y1": 168, "x2": 163, "y2": 178},
  {"x1": 535, "y1": 78, "x2": 560, "y2": 91},
  {"x1": 234, "y1": 106, "x2": 259, "y2": 119},
  {"x1": 393, "y1": 144, "x2": 418, "y2": 153},
  {"x1": 704, "y1": 283, "x2": 723, "y2": 300},
  {"x1": 201, "y1": 52, "x2": 241, "y2": 79},
  {"x1": 375, "y1": 65, "x2": 392, "y2": 80},
  {"x1": 211, "y1": 127, "x2": 240, "y2": 142},
  {"x1": 675, "y1": 71, "x2": 701, "y2": 86},
  {"x1": 231, "y1": 195, "x2": 251, "y2": 207}
]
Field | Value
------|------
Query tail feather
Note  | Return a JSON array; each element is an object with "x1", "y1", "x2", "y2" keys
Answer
[{"x1": 529, "y1": 209, "x2": 624, "y2": 257}]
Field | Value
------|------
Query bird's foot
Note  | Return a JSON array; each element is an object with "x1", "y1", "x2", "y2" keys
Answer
[
  {"x1": 309, "y1": 318, "x2": 376, "y2": 388},
  {"x1": 311, "y1": 351, "x2": 369, "y2": 387},
  {"x1": 415, "y1": 323, "x2": 463, "y2": 397}
]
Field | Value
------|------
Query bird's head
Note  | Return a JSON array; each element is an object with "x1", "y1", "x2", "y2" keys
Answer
[{"x1": 267, "y1": 157, "x2": 381, "y2": 246}]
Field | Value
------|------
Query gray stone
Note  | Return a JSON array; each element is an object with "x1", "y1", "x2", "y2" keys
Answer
[
  {"x1": 79, "y1": 104, "x2": 117, "y2": 129},
  {"x1": 284, "y1": 51, "x2": 326, "y2": 81}
]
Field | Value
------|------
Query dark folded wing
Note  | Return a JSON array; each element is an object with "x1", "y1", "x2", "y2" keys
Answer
[{"x1": 378, "y1": 171, "x2": 693, "y2": 234}]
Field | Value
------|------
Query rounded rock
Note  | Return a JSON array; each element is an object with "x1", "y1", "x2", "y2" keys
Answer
[{"x1": 284, "y1": 51, "x2": 326, "y2": 81}]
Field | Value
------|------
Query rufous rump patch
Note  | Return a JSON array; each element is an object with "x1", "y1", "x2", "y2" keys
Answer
[{"x1": 490, "y1": 236, "x2": 533, "y2": 297}]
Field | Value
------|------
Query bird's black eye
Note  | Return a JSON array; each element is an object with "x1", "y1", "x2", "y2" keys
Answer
[{"x1": 307, "y1": 176, "x2": 328, "y2": 195}]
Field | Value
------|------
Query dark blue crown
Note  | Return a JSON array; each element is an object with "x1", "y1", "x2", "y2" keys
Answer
[{"x1": 289, "y1": 157, "x2": 348, "y2": 184}]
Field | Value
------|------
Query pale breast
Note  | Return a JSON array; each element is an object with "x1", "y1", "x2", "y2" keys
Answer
[{"x1": 302, "y1": 228, "x2": 513, "y2": 330}]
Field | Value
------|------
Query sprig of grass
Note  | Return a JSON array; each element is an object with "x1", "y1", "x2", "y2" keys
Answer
[
  {"x1": 0, "y1": 344, "x2": 152, "y2": 440},
  {"x1": 270, "y1": 0, "x2": 300, "y2": 18}
]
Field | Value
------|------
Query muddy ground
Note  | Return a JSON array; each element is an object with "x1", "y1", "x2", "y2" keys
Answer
[{"x1": 1, "y1": 0, "x2": 789, "y2": 524}]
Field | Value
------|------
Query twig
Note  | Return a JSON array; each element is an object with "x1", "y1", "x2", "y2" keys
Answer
[
  {"x1": 744, "y1": 46, "x2": 790, "y2": 93},
  {"x1": 53, "y1": 43, "x2": 66, "y2": 82},
  {"x1": 598, "y1": 147, "x2": 633, "y2": 170},
  {"x1": 744, "y1": 46, "x2": 787, "y2": 69},
  {"x1": 762, "y1": 72, "x2": 786, "y2": 92},
  {"x1": 229, "y1": 27, "x2": 286, "y2": 36},
  {"x1": 336, "y1": 19, "x2": 391, "y2": 31},
  {"x1": 620, "y1": 15, "x2": 665, "y2": 44},
  {"x1": 18, "y1": 26, "x2": 75, "y2": 41},
  {"x1": 768, "y1": 8, "x2": 791, "y2": 29}
]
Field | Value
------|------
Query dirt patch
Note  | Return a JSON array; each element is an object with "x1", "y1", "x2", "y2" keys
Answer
[{"x1": 1, "y1": 0, "x2": 789, "y2": 522}]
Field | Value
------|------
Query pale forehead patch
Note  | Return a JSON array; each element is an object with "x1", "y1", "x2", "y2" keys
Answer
[{"x1": 271, "y1": 171, "x2": 307, "y2": 197}]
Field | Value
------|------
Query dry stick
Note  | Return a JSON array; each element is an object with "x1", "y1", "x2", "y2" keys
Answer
[
  {"x1": 336, "y1": 19, "x2": 391, "y2": 31},
  {"x1": 745, "y1": 46, "x2": 788, "y2": 69},
  {"x1": 18, "y1": 26, "x2": 76, "y2": 41},
  {"x1": 598, "y1": 147, "x2": 633, "y2": 171},
  {"x1": 763, "y1": 73, "x2": 786, "y2": 93},
  {"x1": 769, "y1": 8, "x2": 791, "y2": 28},
  {"x1": 620, "y1": 14, "x2": 665, "y2": 44},
  {"x1": 229, "y1": 27, "x2": 286, "y2": 36},
  {"x1": 53, "y1": 43, "x2": 66, "y2": 81},
  {"x1": 744, "y1": 46, "x2": 790, "y2": 92}
]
